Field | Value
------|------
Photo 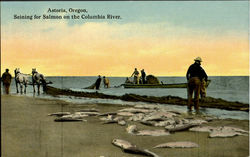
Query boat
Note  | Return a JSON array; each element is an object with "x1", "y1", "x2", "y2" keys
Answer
[{"x1": 123, "y1": 80, "x2": 211, "y2": 88}]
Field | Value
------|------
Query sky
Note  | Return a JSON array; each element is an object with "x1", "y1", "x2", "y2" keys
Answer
[{"x1": 1, "y1": 1, "x2": 249, "y2": 76}]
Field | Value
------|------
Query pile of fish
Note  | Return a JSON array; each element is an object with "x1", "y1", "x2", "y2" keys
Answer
[{"x1": 48, "y1": 104, "x2": 249, "y2": 157}]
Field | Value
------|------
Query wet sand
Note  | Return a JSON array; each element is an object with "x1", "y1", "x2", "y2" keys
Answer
[{"x1": 1, "y1": 95, "x2": 249, "y2": 157}]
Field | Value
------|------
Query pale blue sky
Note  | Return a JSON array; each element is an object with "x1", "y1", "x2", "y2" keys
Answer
[{"x1": 1, "y1": 1, "x2": 249, "y2": 32}]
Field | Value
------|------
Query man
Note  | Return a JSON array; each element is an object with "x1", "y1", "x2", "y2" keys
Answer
[
  {"x1": 95, "y1": 75, "x2": 102, "y2": 90},
  {"x1": 131, "y1": 68, "x2": 140, "y2": 84},
  {"x1": 141, "y1": 69, "x2": 146, "y2": 84},
  {"x1": 103, "y1": 76, "x2": 110, "y2": 88},
  {"x1": 2, "y1": 69, "x2": 12, "y2": 94},
  {"x1": 186, "y1": 57, "x2": 208, "y2": 111}
]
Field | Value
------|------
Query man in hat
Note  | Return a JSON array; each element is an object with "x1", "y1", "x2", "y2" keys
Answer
[
  {"x1": 186, "y1": 57, "x2": 208, "y2": 111},
  {"x1": 1, "y1": 69, "x2": 12, "y2": 94}
]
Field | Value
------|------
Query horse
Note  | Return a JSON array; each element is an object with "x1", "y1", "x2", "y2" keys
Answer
[
  {"x1": 32, "y1": 68, "x2": 46, "y2": 94},
  {"x1": 103, "y1": 76, "x2": 110, "y2": 88},
  {"x1": 14, "y1": 68, "x2": 29, "y2": 94}
]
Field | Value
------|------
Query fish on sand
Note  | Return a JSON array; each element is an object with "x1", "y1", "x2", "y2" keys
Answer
[
  {"x1": 112, "y1": 139, "x2": 160, "y2": 157},
  {"x1": 48, "y1": 112, "x2": 71, "y2": 117},
  {"x1": 165, "y1": 123, "x2": 198, "y2": 133},
  {"x1": 154, "y1": 141, "x2": 199, "y2": 148},
  {"x1": 126, "y1": 125, "x2": 170, "y2": 136},
  {"x1": 54, "y1": 114, "x2": 87, "y2": 122},
  {"x1": 189, "y1": 126, "x2": 249, "y2": 138}
]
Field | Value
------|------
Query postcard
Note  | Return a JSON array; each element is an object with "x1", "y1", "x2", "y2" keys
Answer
[{"x1": 1, "y1": 1, "x2": 249, "y2": 157}]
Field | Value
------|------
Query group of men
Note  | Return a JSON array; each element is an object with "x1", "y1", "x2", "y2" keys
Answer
[
  {"x1": 129, "y1": 56, "x2": 208, "y2": 112},
  {"x1": 2, "y1": 57, "x2": 207, "y2": 112},
  {"x1": 131, "y1": 68, "x2": 146, "y2": 84}
]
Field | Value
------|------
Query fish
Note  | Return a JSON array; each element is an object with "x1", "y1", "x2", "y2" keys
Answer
[
  {"x1": 209, "y1": 126, "x2": 249, "y2": 138},
  {"x1": 156, "y1": 111, "x2": 178, "y2": 118},
  {"x1": 188, "y1": 119, "x2": 208, "y2": 125},
  {"x1": 117, "y1": 120, "x2": 126, "y2": 126},
  {"x1": 100, "y1": 115, "x2": 115, "y2": 121},
  {"x1": 128, "y1": 113, "x2": 145, "y2": 121},
  {"x1": 98, "y1": 112, "x2": 117, "y2": 116},
  {"x1": 114, "y1": 116, "x2": 124, "y2": 121},
  {"x1": 154, "y1": 120, "x2": 176, "y2": 127},
  {"x1": 142, "y1": 114, "x2": 165, "y2": 122},
  {"x1": 136, "y1": 130, "x2": 170, "y2": 136},
  {"x1": 112, "y1": 139, "x2": 160, "y2": 157},
  {"x1": 48, "y1": 112, "x2": 71, "y2": 117},
  {"x1": 54, "y1": 117, "x2": 85, "y2": 122},
  {"x1": 54, "y1": 114, "x2": 88, "y2": 122},
  {"x1": 209, "y1": 130, "x2": 244, "y2": 138},
  {"x1": 102, "y1": 116, "x2": 125, "y2": 125},
  {"x1": 140, "y1": 121, "x2": 157, "y2": 126},
  {"x1": 189, "y1": 126, "x2": 215, "y2": 132},
  {"x1": 119, "y1": 108, "x2": 152, "y2": 114},
  {"x1": 134, "y1": 104, "x2": 159, "y2": 110},
  {"x1": 165, "y1": 123, "x2": 199, "y2": 133},
  {"x1": 141, "y1": 110, "x2": 178, "y2": 122},
  {"x1": 189, "y1": 126, "x2": 249, "y2": 138},
  {"x1": 74, "y1": 111, "x2": 100, "y2": 116},
  {"x1": 154, "y1": 141, "x2": 199, "y2": 148},
  {"x1": 126, "y1": 125, "x2": 170, "y2": 136},
  {"x1": 126, "y1": 125, "x2": 138, "y2": 134}
]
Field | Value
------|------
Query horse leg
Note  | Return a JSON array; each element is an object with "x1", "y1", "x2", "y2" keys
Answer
[
  {"x1": 37, "y1": 84, "x2": 40, "y2": 94},
  {"x1": 20, "y1": 84, "x2": 23, "y2": 94},
  {"x1": 32, "y1": 82, "x2": 36, "y2": 93},
  {"x1": 16, "y1": 81, "x2": 19, "y2": 93},
  {"x1": 24, "y1": 84, "x2": 27, "y2": 94}
]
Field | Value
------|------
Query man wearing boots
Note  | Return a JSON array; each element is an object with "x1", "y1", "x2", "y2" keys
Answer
[{"x1": 186, "y1": 57, "x2": 208, "y2": 112}]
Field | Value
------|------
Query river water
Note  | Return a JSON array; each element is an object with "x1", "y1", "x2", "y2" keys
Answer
[{"x1": 3, "y1": 76, "x2": 249, "y2": 120}]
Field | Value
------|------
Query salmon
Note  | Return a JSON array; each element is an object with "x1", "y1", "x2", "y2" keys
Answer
[
  {"x1": 112, "y1": 139, "x2": 160, "y2": 157},
  {"x1": 154, "y1": 141, "x2": 199, "y2": 148}
]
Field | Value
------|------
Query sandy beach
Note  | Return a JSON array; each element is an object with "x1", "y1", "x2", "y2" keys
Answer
[{"x1": 1, "y1": 95, "x2": 249, "y2": 157}]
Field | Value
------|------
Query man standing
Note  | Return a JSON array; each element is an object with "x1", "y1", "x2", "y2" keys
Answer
[
  {"x1": 95, "y1": 75, "x2": 102, "y2": 90},
  {"x1": 131, "y1": 68, "x2": 140, "y2": 84},
  {"x1": 103, "y1": 76, "x2": 110, "y2": 88},
  {"x1": 186, "y1": 57, "x2": 208, "y2": 111},
  {"x1": 141, "y1": 69, "x2": 146, "y2": 84},
  {"x1": 2, "y1": 69, "x2": 12, "y2": 94}
]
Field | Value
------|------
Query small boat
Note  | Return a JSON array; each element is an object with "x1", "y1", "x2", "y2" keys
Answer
[{"x1": 123, "y1": 80, "x2": 211, "y2": 89}]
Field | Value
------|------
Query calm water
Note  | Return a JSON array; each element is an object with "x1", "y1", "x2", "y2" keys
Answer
[{"x1": 2, "y1": 76, "x2": 249, "y2": 120}]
